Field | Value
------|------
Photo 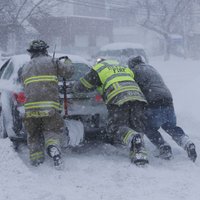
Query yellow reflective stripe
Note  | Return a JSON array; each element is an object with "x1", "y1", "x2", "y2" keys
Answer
[
  {"x1": 103, "y1": 76, "x2": 134, "y2": 91},
  {"x1": 25, "y1": 101, "x2": 60, "y2": 106},
  {"x1": 103, "y1": 73, "x2": 132, "y2": 88},
  {"x1": 106, "y1": 86, "x2": 141, "y2": 103},
  {"x1": 45, "y1": 139, "x2": 59, "y2": 148},
  {"x1": 25, "y1": 75, "x2": 57, "y2": 82},
  {"x1": 80, "y1": 77, "x2": 93, "y2": 89},
  {"x1": 25, "y1": 79, "x2": 58, "y2": 85},
  {"x1": 30, "y1": 151, "x2": 44, "y2": 161},
  {"x1": 25, "y1": 105, "x2": 61, "y2": 110},
  {"x1": 24, "y1": 75, "x2": 58, "y2": 85},
  {"x1": 25, "y1": 101, "x2": 61, "y2": 110},
  {"x1": 123, "y1": 131, "x2": 134, "y2": 144},
  {"x1": 115, "y1": 96, "x2": 147, "y2": 105}
]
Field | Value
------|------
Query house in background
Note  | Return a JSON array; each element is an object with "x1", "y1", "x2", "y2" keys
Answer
[
  {"x1": 0, "y1": 0, "x2": 113, "y2": 56},
  {"x1": 29, "y1": 15, "x2": 113, "y2": 56},
  {"x1": 28, "y1": 0, "x2": 113, "y2": 56}
]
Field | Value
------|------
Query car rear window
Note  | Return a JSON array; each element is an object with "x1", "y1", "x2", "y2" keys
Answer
[
  {"x1": 98, "y1": 50, "x2": 122, "y2": 57},
  {"x1": 99, "y1": 48, "x2": 146, "y2": 57},
  {"x1": 0, "y1": 59, "x2": 10, "y2": 79},
  {"x1": 97, "y1": 48, "x2": 148, "y2": 63},
  {"x1": 68, "y1": 63, "x2": 90, "y2": 81},
  {"x1": 0, "y1": 60, "x2": 14, "y2": 80}
]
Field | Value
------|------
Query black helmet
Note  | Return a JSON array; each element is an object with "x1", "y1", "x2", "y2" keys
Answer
[
  {"x1": 128, "y1": 55, "x2": 144, "y2": 69},
  {"x1": 27, "y1": 40, "x2": 49, "y2": 52},
  {"x1": 96, "y1": 57, "x2": 106, "y2": 64}
]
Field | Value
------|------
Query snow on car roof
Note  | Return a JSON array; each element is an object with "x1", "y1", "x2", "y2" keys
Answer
[
  {"x1": 12, "y1": 54, "x2": 30, "y2": 66},
  {"x1": 2, "y1": 53, "x2": 90, "y2": 80},
  {"x1": 100, "y1": 42, "x2": 144, "y2": 51},
  {"x1": 11, "y1": 54, "x2": 30, "y2": 75},
  {"x1": 9, "y1": 53, "x2": 89, "y2": 70}
]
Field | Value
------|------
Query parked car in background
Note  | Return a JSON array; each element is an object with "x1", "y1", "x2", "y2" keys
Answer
[
  {"x1": 92, "y1": 42, "x2": 148, "y2": 65},
  {"x1": 0, "y1": 53, "x2": 108, "y2": 146}
]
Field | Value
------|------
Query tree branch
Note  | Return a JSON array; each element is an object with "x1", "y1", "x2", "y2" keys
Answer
[
  {"x1": 15, "y1": 0, "x2": 29, "y2": 22},
  {"x1": 19, "y1": 0, "x2": 46, "y2": 25}
]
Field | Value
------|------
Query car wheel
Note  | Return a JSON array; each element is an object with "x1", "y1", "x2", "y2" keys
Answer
[
  {"x1": 1, "y1": 92, "x2": 16, "y2": 138},
  {"x1": 0, "y1": 111, "x2": 7, "y2": 138},
  {"x1": 11, "y1": 102, "x2": 23, "y2": 136}
]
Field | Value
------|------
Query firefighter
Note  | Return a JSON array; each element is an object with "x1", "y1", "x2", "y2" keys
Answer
[
  {"x1": 72, "y1": 58, "x2": 149, "y2": 166},
  {"x1": 128, "y1": 56, "x2": 197, "y2": 162},
  {"x1": 19, "y1": 40, "x2": 74, "y2": 169}
]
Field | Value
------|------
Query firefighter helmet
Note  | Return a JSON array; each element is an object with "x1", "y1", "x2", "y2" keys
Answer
[
  {"x1": 27, "y1": 40, "x2": 49, "y2": 52},
  {"x1": 96, "y1": 57, "x2": 106, "y2": 64}
]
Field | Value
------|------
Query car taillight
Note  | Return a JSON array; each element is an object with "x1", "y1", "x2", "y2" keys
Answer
[
  {"x1": 14, "y1": 92, "x2": 26, "y2": 104},
  {"x1": 95, "y1": 94, "x2": 103, "y2": 102}
]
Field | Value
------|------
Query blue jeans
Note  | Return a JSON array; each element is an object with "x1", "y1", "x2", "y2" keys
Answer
[
  {"x1": 145, "y1": 104, "x2": 186, "y2": 147},
  {"x1": 146, "y1": 105, "x2": 177, "y2": 130}
]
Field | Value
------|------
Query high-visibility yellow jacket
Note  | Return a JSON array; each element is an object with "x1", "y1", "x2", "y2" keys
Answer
[{"x1": 73, "y1": 59, "x2": 147, "y2": 105}]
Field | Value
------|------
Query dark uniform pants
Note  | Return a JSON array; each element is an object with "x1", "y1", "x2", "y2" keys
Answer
[
  {"x1": 106, "y1": 101, "x2": 146, "y2": 145},
  {"x1": 24, "y1": 112, "x2": 64, "y2": 164}
]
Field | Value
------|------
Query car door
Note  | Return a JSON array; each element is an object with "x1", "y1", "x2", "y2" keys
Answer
[{"x1": 0, "y1": 58, "x2": 25, "y2": 139}]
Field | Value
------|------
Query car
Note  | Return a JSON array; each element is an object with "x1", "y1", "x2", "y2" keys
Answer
[
  {"x1": 93, "y1": 42, "x2": 148, "y2": 64},
  {"x1": 0, "y1": 53, "x2": 108, "y2": 146}
]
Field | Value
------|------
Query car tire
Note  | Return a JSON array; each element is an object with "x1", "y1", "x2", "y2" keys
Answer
[
  {"x1": 1, "y1": 92, "x2": 25, "y2": 144},
  {"x1": 1, "y1": 92, "x2": 16, "y2": 138},
  {"x1": 0, "y1": 111, "x2": 7, "y2": 138},
  {"x1": 11, "y1": 102, "x2": 23, "y2": 136}
]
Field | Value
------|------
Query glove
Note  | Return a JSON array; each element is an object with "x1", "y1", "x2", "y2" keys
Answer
[
  {"x1": 59, "y1": 56, "x2": 72, "y2": 65},
  {"x1": 64, "y1": 58, "x2": 72, "y2": 66}
]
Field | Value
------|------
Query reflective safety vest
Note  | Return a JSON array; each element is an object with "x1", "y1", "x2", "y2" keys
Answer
[
  {"x1": 92, "y1": 60, "x2": 144, "y2": 104},
  {"x1": 93, "y1": 60, "x2": 134, "y2": 91}
]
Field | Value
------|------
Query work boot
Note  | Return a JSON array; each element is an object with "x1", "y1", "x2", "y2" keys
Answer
[
  {"x1": 53, "y1": 154, "x2": 64, "y2": 170},
  {"x1": 185, "y1": 142, "x2": 197, "y2": 162},
  {"x1": 179, "y1": 136, "x2": 197, "y2": 162},
  {"x1": 158, "y1": 143, "x2": 173, "y2": 160},
  {"x1": 30, "y1": 151, "x2": 45, "y2": 167},
  {"x1": 31, "y1": 157, "x2": 44, "y2": 167},
  {"x1": 47, "y1": 145, "x2": 64, "y2": 170},
  {"x1": 129, "y1": 134, "x2": 148, "y2": 166}
]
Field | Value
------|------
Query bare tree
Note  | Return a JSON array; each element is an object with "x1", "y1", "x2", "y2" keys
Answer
[
  {"x1": 135, "y1": 0, "x2": 194, "y2": 60},
  {"x1": 0, "y1": 0, "x2": 62, "y2": 52}
]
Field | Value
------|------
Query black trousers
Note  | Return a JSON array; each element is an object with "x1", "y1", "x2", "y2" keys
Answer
[{"x1": 106, "y1": 101, "x2": 146, "y2": 144}]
